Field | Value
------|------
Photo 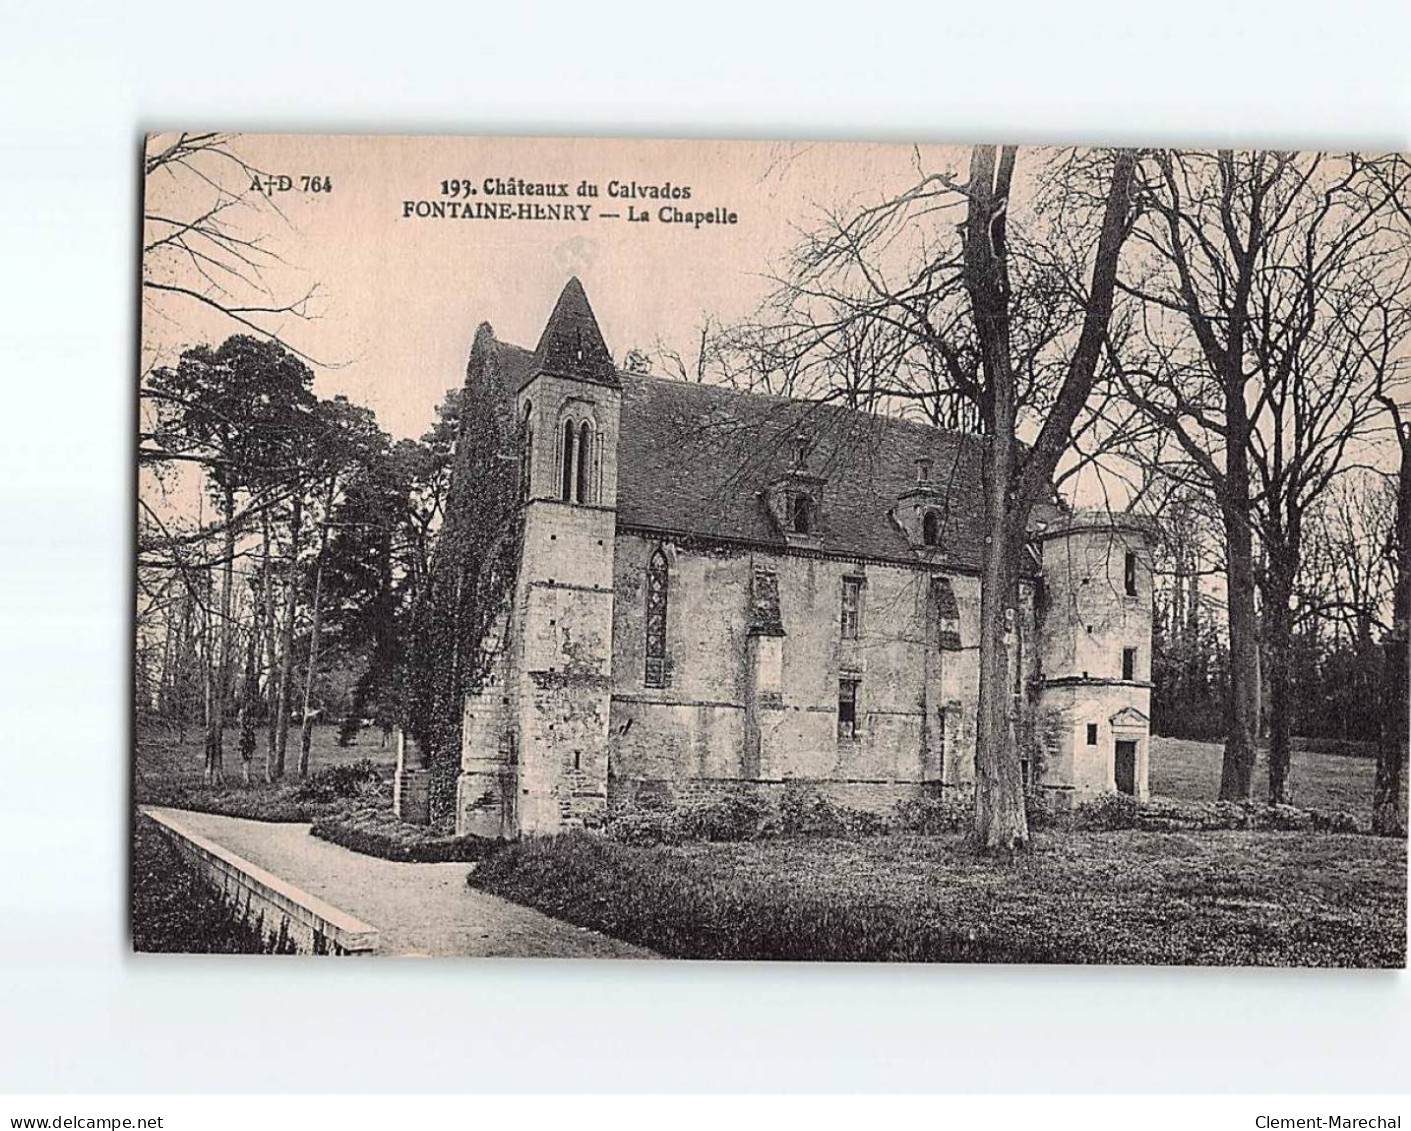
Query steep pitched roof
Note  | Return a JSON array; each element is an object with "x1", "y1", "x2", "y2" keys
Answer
[
  {"x1": 525, "y1": 276, "x2": 619, "y2": 388},
  {"x1": 469, "y1": 283, "x2": 1041, "y2": 575},
  {"x1": 611, "y1": 372, "x2": 991, "y2": 571}
]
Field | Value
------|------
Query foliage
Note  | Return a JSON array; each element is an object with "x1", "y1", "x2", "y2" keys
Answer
[
  {"x1": 891, "y1": 793, "x2": 972, "y2": 835},
  {"x1": 294, "y1": 758, "x2": 387, "y2": 804},
  {"x1": 310, "y1": 803, "x2": 495, "y2": 863},
  {"x1": 777, "y1": 788, "x2": 888, "y2": 838},
  {"x1": 469, "y1": 829, "x2": 1406, "y2": 966},
  {"x1": 403, "y1": 343, "x2": 526, "y2": 820},
  {"x1": 131, "y1": 813, "x2": 297, "y2": 954}
]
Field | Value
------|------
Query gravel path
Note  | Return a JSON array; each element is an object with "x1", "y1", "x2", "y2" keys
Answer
[{"x1": 145, "y1": 807, "x2": 656, "y2": 959}]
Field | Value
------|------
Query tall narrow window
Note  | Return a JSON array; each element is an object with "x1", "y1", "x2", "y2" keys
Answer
[
  {"x1": 1122, "y1": 647, "x2": 1137, "y2": 681},
  {"x1": 935, "y1": 705, "x2": 948, "y2": 780},
  {"x1": 838, "y1": 678, "x2": 860, "y2": 740},
  {"x1": 576, "y1": 421, "x2": 592, "y2": 504},
  {"x1": 1086, "y1": 723, "x2": 1098, "y2": 746},
  {"x1": 560, "y1": 421, "x2": 575, "y2": 502},
  {"x1": 1124, "y1": 550, "x2": 1138, "y2": 597},
  {"x1": 840, "y1": 577, "x2": 862, "y2": 639},
  {"x1": 644, "y1": 546, "x2": 669, "y2": 688},
  {"x1": 922, "y1": 510, "x2": 941, "y2": 547},
  {"x1": 520, "y1": 403, "x2": 533, "y2": 500},
  {"x1": 792, "y1": 494, "x2": 814, "y2": 534}
]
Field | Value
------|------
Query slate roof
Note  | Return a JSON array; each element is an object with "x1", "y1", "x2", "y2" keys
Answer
[{"x1": 467, "y1": 279, "x2": 1052, "y2": 575}]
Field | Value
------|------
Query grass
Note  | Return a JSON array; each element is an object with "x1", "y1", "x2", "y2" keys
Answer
[
  {"x1": 1150, "y1": 736, "x2": 1386, "y2": 822},
  {"x1": 134, "y1": 716, "x2": 398, "y2": 822},
  {"x1": 311, "y1": 802, "x2": 495, "y2": 862},
  {"x1": 469, "y1": 829, "x2": 1407, "y2": 967},
  {"x1": 131, "y1": 812, "x2": 297, "y2": 953}
]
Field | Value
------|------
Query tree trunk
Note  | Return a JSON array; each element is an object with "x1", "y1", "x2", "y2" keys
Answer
[
  {"x1": 298, "y1": 483, "x2": 335, "y2": 779},
  {"x1": 1265, "y1": 571, "x2": 1295, "y2": 804},
  {"x1": 1374, "y1": 434, "x2": 1411, "y2": 835},
  {"x1": 1219, "y1": 409, "x2": 1259, "y2": 799},
  {"x1": 261, "y1": 510, "x2": 278, "y2": 783},
  {"x1": 273, "y1": 492, "x2": 302, "y2": 779},
  {"x1": 962, "y1": 144, "x2": 1030, "y2": 854},
  {"x1": 206, "y1": 486, "x2": 237, "y2": 785},
  {"x1": 975, "y1": 512, "x2": 1029, "y2": 852}
]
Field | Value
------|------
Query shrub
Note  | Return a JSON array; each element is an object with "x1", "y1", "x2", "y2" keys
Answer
[
  {"x1": 779, "y1": 788, "x2": 889, "y2": 838},
  {"x1": 310, "y1": 802, "x2": 496, "y2": 862},
  {"x1": 1024, "y1": 790, "x2": 1062, "y2": 831},
  {"x1": 295, "y1": 759, "x2": 386, "y2": 804},
  {"x1": 605, "y1": 807, "x2": 680, "y2": 847},
  {"x1": 1073, "y1": 793, "x2": 1141, "y2": 831},
  {"x1": 892, "y1": 793, "x2": 970, "y2": 835}
]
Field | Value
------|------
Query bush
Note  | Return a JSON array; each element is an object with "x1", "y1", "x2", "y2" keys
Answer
[
  {"x1": 892, "y1": 794, "x2": 970, "y2": 835},
  {"x1": 606, "y1": 791, "x2": 778, "y2": 847},
  {"x1": 295, "y1": 759, "x2": 386, "y2": 804},
  {"x1": 777, "y1": 787, "x2": 892, "y2": 838},
  {"x1": 1073, "y1": 793, "x2": 1141, "y2": 831},
  {"x1": 310, "y1": 802, "x2": 496, "y2": 862}
]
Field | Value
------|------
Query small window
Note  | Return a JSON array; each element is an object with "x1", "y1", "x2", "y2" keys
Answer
[
  {"x1": 1122, "y1": 647, "x2": 1136, "y2": 681},
  {"x1": 792, "y1": 494, "x2": 815, "y2": 534},
  {"x1": 1124, "y1": 551, "x2": 1138, "y2": 597},
  {"x1": 1086, "y1": 723, "x2": 1098, "y2": 746},
  {"x1": 936, "y1": 706, "x2": 948, "y2": 779},
  {"x1": 922, "y1": 510, "x2": 941, "y2": 547},
  {"x1": 840, "y1": 577, "x2": 862, "y2": 640},
  {"x1": 838, "y1": 679, "x2": 860, "y2": 740}
]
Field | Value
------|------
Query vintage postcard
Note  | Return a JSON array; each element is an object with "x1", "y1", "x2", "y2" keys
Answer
[{"x1": 134, "y1": 133, "x2": 1409, "y2": 964}]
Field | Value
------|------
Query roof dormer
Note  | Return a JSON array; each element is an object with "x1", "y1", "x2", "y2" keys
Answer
[{"x1": 895, "y1": 456, "x2": 949, "y2": 553}]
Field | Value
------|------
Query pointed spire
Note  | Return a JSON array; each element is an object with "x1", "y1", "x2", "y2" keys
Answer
[{"x1": 529, "y1": 277, "x2": 619, "y2": 387}]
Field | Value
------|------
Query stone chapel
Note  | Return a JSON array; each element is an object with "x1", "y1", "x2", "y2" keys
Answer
[{"x1": 430, "y1": 278, "x2": 1154, "y2": 838}]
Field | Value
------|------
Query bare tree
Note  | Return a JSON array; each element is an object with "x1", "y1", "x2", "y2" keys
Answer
[
  {"x1": 755, "y1": 146, "x2": 1136, "y2": 851},
  {"x1": 1114, "y1": 150, "x2": 1409, "y2": 802}
]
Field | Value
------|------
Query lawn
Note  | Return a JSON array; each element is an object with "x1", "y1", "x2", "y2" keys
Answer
[
  {"x1": 133, "y1": 716, "x2": 398, "y2": 821},
  {"x1": 469, "y1": 828, "x2": 1407, "y2": 967},
  {"x1": 1150, "y1": 736, "x2": 1385, "y2": 821}
]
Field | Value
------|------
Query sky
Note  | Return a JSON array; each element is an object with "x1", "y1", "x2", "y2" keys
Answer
[{"x1": 142, "y1": 133, "x2": 979, "y2": 441}]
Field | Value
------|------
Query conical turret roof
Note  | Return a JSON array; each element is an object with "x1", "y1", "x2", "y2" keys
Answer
[{"x1": 527, "y1": 276, "x2": 620, "y2": 387}]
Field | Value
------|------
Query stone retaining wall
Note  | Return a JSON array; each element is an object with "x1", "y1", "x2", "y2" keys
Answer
[{"x1": 141, "y1": 807, "x2": 379, "y2": 955}]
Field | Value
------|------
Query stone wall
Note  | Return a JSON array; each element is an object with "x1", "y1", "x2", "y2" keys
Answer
[
  {"x1": 142, "y1": 807, "x2": 378, "y2": 955},
  {"x1": 607, "y1": 533, "x2": 1038, "y2": 804}
]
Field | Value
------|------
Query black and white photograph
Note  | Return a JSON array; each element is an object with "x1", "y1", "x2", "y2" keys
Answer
[{"x1": 133, "y1": 133, "x2": 1409, "y2": 966}]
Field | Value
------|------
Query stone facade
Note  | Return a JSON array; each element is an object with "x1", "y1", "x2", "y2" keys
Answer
[{"x1": 450, "y1": 279, "x2": 1154, "y2": 838}]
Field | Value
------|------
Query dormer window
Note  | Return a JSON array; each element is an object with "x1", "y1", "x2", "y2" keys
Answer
[
  {"x1": 791, "y1": 494, "x2": 815, "y2": 534},
  {"x1": 792, "y1": 434, "x2": 809, "y2": 469},
  {"x1": 922, "y1": 510, "x2": 941, "y2": 547}
]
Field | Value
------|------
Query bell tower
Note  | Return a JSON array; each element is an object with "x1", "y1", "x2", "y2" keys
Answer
[{"x1": 459, "y1": 278, "x2": 622, "y2": 837}]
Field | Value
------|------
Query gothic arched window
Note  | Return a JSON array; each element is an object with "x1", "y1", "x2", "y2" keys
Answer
[
  {"x1": 792, "y1": 494, "x2": 814, "y2": 535},
  {"x1": 922, "y1": 510, "x2": 941, "y2": 547},
  {"x1": 560, "y1": 420, "x2": 575, "y2": 502},
  {"x1": 644, "y1": 546, "x2": 669, "y2": 688},
  {"x1": 576, "y1": 421, "x2": 592, "y2": 504}
]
